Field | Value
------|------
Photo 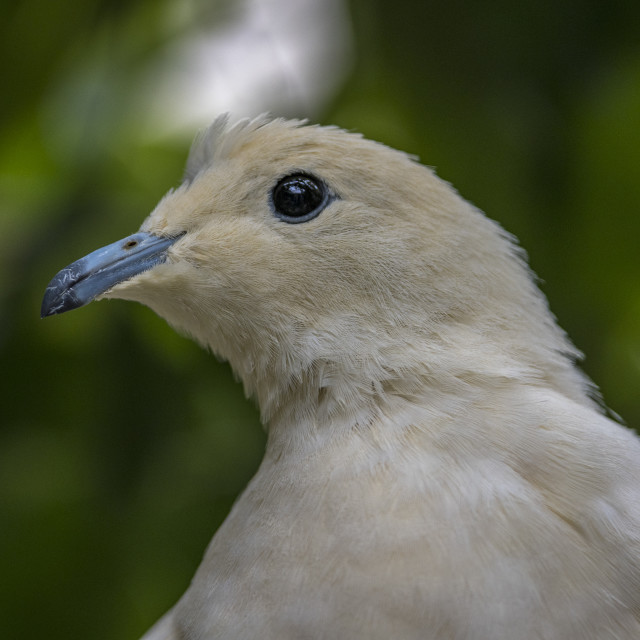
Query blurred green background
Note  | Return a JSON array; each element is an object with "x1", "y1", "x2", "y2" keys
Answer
[{"x1": 2, "y1": 0, "x2": 640, "y2": 638}]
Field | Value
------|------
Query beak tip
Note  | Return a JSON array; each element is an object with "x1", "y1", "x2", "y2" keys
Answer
[
  {"x1": 40, "y1": 302, "x2": 59, "y2": 318},
  {"x1": 40, "y1": 291, "x2": 57, "y2": 319},
  {"x1": 40, "y1": 279, "x2": 84, "y2": 318}
]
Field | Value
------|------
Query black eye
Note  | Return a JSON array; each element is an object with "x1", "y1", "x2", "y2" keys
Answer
[{"x1": 272, "y1": 173, "x2": 329, "y2": 223}]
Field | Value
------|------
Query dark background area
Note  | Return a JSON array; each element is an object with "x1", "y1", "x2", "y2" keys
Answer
[{"x1": 2, "y1": 1, "x2": 639, "y2": 638}]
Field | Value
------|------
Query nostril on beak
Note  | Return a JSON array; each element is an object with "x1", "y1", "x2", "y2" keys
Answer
[{"x1": 124, "y1": 240, "x2": 138, "y2": 250}]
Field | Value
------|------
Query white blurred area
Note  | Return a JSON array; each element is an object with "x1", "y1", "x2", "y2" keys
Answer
[
  {"x1": 140, "y1": 0, "x2": 353, "y2": 136},
  {"x1": 41, "y1": 0, "x2": 353, "y2": 164}
]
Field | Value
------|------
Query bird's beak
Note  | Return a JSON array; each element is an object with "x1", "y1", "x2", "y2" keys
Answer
[{"x1": 41, "y1": 231, "x2": 183, "y2": 318}]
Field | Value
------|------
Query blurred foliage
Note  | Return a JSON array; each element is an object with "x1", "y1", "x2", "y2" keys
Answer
[{"x1": 1, "y1": 0, "x2": 639, "y2": 638}]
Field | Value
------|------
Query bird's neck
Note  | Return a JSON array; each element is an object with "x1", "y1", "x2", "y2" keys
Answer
[{"x1": 235, "y1": 320, "x2": 596, "y2": 460}]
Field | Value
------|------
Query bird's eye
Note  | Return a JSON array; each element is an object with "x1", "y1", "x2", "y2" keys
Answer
[{"x1": 272, "y1": 173, "x2": 329, "y2": 223}]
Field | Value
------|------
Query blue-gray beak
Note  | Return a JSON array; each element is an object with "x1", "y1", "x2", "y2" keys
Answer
[{"x1": 41, "y1": 232, "x2": 182, "y2": 318}]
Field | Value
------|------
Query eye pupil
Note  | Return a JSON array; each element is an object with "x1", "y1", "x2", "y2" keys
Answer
[{"x1": 272, "y1": 174, "x2": 328, "y2": 223}]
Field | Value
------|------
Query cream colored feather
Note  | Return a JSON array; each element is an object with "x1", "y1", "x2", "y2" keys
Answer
[{"x1": 82, "y1": 116, "x2": 640, "y2": 638}]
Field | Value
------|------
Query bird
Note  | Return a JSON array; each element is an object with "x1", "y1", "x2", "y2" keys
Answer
[{"x1": 42, "y1": 114, "x2": 640, "y2": 639}]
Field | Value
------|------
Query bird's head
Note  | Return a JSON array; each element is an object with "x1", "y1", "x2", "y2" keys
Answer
[{"x1": 42, "y1": 115, "x2": 588, "y2": 427}]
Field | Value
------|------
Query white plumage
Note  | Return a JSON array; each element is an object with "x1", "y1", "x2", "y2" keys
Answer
[{"x1": 44, "y1": 115, "x2": 640, "y2": 639}]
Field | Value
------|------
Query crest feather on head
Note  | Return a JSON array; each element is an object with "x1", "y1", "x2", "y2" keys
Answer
[{"x1": 184, "y1": 113, "x2": 308, "y2": 183}]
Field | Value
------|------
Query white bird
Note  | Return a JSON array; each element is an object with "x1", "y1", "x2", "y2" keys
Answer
[{"x1": 42, "y1": 115, "x2": 640, "y2": 639}]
